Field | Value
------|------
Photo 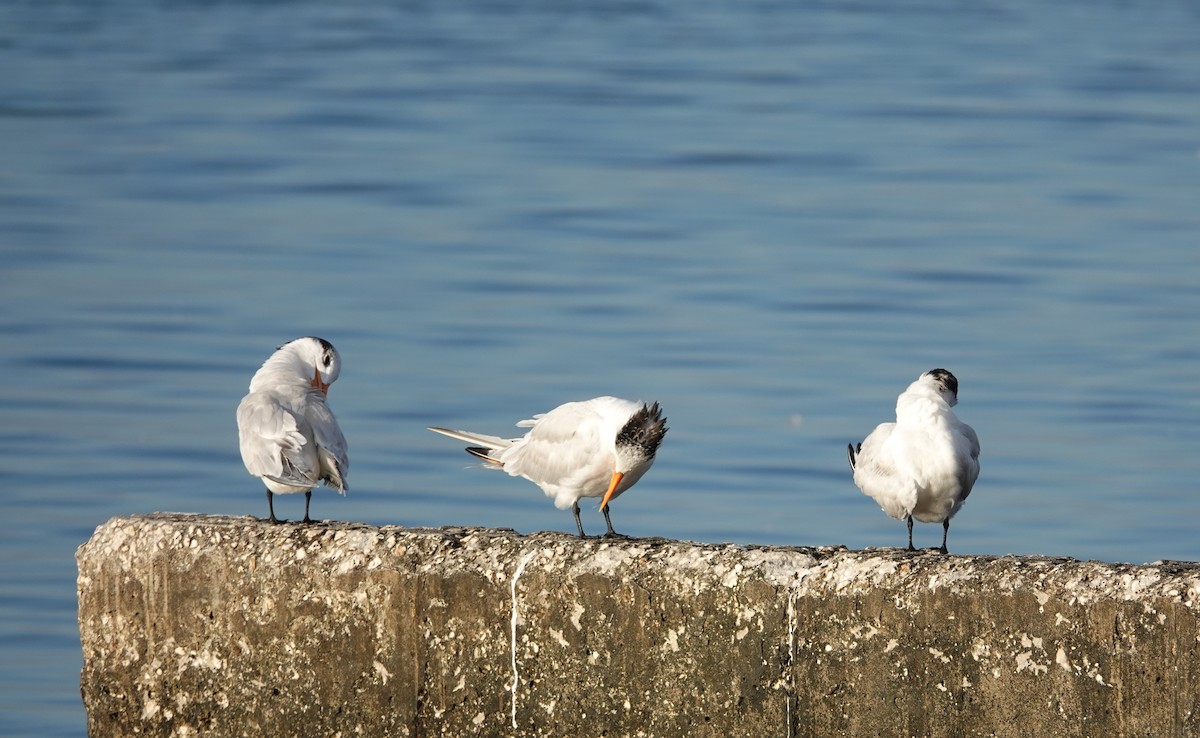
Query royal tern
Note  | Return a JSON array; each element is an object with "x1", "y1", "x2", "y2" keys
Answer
[
  {"x1": 847, "y1": 368, "x2": 980, "y2": 553},
  {"x1": 428, "y1": 397, "x2": 667, "y2": 539},
  {"x1": 236, "y1": 336, "x2": 349, "y2": 524}
]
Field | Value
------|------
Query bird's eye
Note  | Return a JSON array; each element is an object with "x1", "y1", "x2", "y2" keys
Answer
[{"x1": 322, "y1": 352, "x2": 333, "y2": 368}]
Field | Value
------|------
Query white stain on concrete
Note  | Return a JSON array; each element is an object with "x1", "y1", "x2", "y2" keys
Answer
[
  {"x1": 510, "y1": 550, "x2": 538, "y2": 730},
  {"x1": 569, "y1": 601, "x2": 586, "y2": 631},
  {"x1": 663, "y1": 626, "x2": 684, "y2": 653}
]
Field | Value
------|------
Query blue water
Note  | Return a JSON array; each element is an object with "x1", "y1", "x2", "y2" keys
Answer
[{"x1": 2, "y1": 1, "x2": 1199, "y2": 735}]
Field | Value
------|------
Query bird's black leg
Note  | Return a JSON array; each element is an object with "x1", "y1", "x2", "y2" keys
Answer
[
  {"x1": 572, "y1": 502, "x2": 588, "y2": 539},
  {"x1": 267, "y1": 491, "x2": 282, "y2": 524},
  {"x1": 302, "y1": 490, "x2": 313, "y2": 524},
  {"x1": 602, "y1": 505, "x2": 629, "y2": 539},
  {"x1": 939, "y1": 519, "x2": 950, "y2": 555},
  {"x1": 906, "y1": 515, "x2": 916, "y2": 551}
]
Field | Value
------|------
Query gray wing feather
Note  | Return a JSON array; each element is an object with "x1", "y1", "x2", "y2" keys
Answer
[
  {"x1": 237, "y1": 392, "x2": 313, "y2": 484},
  {"x1": 957, "y1": 422, "x2": 981, "y2": 501},
  {"x1": 309, "y1": 399, "x2": 349, "y2": 494}
]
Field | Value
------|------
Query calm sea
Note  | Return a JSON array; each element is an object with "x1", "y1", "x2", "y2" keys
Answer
[{"x1": 2, "y1": 1, "x2": 1198, "y2": 734}]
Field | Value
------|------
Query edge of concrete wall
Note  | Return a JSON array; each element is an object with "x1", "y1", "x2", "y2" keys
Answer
[{"x1": 77, "y1": 514, "x2": 1200, "y2": 737}]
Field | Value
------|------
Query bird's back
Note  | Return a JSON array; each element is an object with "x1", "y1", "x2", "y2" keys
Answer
[
  {"x1": 237, "y1": 384, "x2": 347, "y2": 493},
  {"x1": 890, "y1": 414, "x2": 978, "y2": 523},
  {"x1": 501, "y1": 398, "x2": 630, "y2": 509}
]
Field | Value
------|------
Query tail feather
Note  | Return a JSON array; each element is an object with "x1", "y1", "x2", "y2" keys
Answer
[
  {"x1": 466, "y1": 447, "x2": 504, "y2": 466},
  {"x1": 427, "y1": 426, "x2": 511, "y2": 450},
  {"x1": 429, "y1": 426, "x2": 512, "y2": 467},
  {"x1": 847, "y1": 442, "x2": 859, "y2": 470}
]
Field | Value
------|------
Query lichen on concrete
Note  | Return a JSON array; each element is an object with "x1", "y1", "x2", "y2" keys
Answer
[{"x1": 78, "y1": 514, "x2": 1200, "y2": 737}]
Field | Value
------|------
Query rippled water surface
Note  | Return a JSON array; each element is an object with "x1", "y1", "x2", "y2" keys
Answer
[{"x1": 3, "y1": 1, "x2": 1199, "y2": 734}]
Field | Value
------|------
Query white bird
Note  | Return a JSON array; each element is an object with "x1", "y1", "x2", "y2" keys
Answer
[
  {"x1": 236, "y1": 337, "x2": 349, "y2": 524},
  {"x1": 847, "y1": 368, "x2": 980, "y2": 554},
  {"x1": 428, "y1": 397, "x2": 667, "y2": 539}
]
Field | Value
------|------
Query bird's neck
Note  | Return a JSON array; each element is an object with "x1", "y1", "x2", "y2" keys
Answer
[
  {"x1": 895, "y1": 390, "x2": 951, "y2": 426},
  {"x1": 248, "y1": 354, "x2": 310, "y2": 393}
]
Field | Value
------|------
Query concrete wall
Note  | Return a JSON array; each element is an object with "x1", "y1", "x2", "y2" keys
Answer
[{"x1": 77, "y1": 514, "x2": 1200, "y2": 737}]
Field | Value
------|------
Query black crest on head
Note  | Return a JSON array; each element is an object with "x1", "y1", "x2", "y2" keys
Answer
[
  {"x1": 296, "y1": 336, "x2": 336, "y2": 368},
  {"x1": 927, "y1": 368, "x2": 958, "y2": 398},
  {"x1": 278, "y1": 336, "x2": 335, "y2": 353},
  {"x1": 617, "y1": 402, "x2": 668, "y2": 458}
]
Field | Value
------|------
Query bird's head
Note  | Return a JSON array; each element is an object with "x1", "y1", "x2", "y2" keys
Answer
[
  {"x1": 251, "y1": 336, "x2": 342, "y2": 395},
  {"x1": 601, "y1": 402, "x2": 668, "y2": 511},
  {"x1": 921, "y1": 368, "x2": 959, "y2": 407}
]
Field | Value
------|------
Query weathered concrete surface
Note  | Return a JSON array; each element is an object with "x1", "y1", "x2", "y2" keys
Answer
[{"x1": 78, "y1": 514, "x2": 1200, "y2": 738}]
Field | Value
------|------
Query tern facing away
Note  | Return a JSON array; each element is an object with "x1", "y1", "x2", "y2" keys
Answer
[
  {"x1": 428, "y1": 397, "x2": 667, "y2": 539},
  {"x1": 847, "y1": 368, "x2": 980, "y2": 554},
  {"x1": 236, "y1": 337, "x2": 349, "y2": 524}
]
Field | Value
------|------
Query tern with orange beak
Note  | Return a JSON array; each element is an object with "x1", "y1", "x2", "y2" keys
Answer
[
  {"x1": 847, "y1": 368, "x2": 980, "y2": 554},
  {"x1": 237, "y1": 337, "x2": 349, "y2": 524},
  {"x1": 429, "y1": 397, "x2": 667, "y2": 539}
]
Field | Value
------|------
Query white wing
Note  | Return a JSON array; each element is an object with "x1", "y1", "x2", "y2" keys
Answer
[
  {"x1": 308, "y1": 397, "x2": 349, "y2": 494},
  {"x1": 954, "y1": 421, "x2": 981, "y2": 502},
  {"x1": 236, "y1": 391, "x2": 319, "y2": 488},
  {"x1": 852, "y1": 422, "x2": 919, "y2": 520}
]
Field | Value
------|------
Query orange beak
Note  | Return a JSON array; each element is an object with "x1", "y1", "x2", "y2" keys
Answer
[
  {"x1": 599, "y1": 471, "x2": 624, "y2": 511},
  {"x1": 311, "y1": 367, "x2": 330, "y2": 395}
]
